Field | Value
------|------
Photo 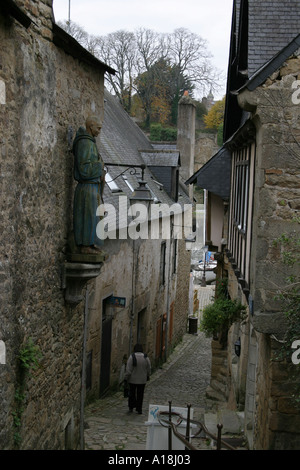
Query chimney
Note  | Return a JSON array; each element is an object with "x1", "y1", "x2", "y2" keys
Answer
[{"x1": 177, "y1": 91, "x2": 195, "y2": 199}]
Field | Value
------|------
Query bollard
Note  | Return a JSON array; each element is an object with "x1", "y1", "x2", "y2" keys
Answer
[
  {"x1": 168, "y1": 401, "x2": 172, "y2": 450},
  {"x1": 185, "y1": 404, "x2": 191, "y2": 450},
  {"x1": 216, "y1": 423, "x2": 223, "y2": 450}
]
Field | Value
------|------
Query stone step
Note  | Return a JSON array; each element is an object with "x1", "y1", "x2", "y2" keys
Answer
[
  {"x1": 204, "y1": 409, "x2": 244, "y2": 436},
  {"x1": 203, "y1": 409, "x2": 248, "y2": 450},
  {"x1": 205, "y1": 385, "x2": 227, "y2": 403},
  {"x1": 210, "y1": 378, "x2": 228, "y2": 395}
]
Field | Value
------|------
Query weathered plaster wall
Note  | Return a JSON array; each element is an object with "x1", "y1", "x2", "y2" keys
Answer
[
  {"x1": 86, "y1": 232, "x2": 191, "y2": 400},
  {"x1": 0, "y1": 0, "x2": 105, "y2": 449},
  {"x1": 194, "y1": 133, "x2": 219, "y2": 172},
  {"x1": 177, "y1": 95, "x2": 196, "y2": 186},
  {"x1": 230, "y1": 65, "x2": 300, "y2": 449}
]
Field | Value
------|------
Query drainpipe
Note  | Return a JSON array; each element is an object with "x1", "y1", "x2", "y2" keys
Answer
[
  {"x1": 80, "y1": 286, "x2": 89, "y2": 449},
  {"x1": 164, "y1": 219, "x2": 174, "y2": 361}
]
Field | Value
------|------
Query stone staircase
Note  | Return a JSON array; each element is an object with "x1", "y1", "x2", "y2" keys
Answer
[
  {"x1": 202, "y1": 336, "x2": 248, "y2": 449},
  {"x1": 206, "y1": 340, "x2": 230, "y2": 409},
  {"x1": 203, "y1": 408, "x2": 248, "y2": 450}
]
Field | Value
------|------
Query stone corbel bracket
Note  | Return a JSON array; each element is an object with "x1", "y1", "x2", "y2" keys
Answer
[{"x1": 62, "y1": 262, "x2": 103, "y2": 306}]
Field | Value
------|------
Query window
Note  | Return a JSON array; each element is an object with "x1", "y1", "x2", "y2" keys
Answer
[
  {"x1": 172, "y1": 239, "x2": 178, "y2": 274},
  {"x1": 122, "y1": 174, "x2": 134, "y2": 192},
  {"x1": 228, "y1": 141, "x2": 254, "y2": 293},
  {"x1": 160, "y1": 241, "x2": 166, "y2": 285},
  {"x1": 233, "y1": 159, "x2": 249, "y2": 233},
  {"x1": 105, "y1": 172, "x2": 121, "y2": 193}
]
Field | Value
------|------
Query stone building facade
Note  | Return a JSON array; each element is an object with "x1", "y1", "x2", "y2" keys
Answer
[
  {"x1": 227, "y1": 48, "x2": 300, "y2": 450},
  {"x1": 187, "y1": 0, "x2": 300, "y2": 450},
  {"x1": 85, "y1": 234, "x2": 191, "y2": 401},
  {"x1": 0, "y1": 1, "x2": 192, "y2": 449},
  {"x1": 83, "y1": 89, "x2": 192, "y2": 401},
  {"x1": 0, "y1": 0, "x2": 111, "y2": 449},
  {"x1": 194, "y1": 133, "x2": 219, "y2": 172}
]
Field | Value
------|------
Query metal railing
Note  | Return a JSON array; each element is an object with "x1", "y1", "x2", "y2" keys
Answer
[{"x1": 157, "y1": 401, "x2": 237, "y2": 451}]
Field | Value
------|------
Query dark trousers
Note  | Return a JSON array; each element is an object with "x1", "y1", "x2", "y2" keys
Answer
[{"x1": 128, "y1": 383, "x2": 145, "y2": 412}]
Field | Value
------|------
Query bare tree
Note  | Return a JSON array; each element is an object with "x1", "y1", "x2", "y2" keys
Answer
[
  {"x1": 95, "y1": 30, "x2": 136, "y2": 111},
  {"x1": 57, "y1": 20, "x2": 89, "y2": 49},
  {"x1": 58, "y1": 20, "x2": 221, "y2": 112},
  {"x1": 167, "y1": 27, "x2": 220, "y2": 95},
  {"x1": 135, "y1": 28, "x2": 167, "y2": 72}
]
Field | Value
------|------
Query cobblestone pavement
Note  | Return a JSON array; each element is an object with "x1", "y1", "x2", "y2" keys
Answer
[{"x1": 84, "y1": 286, "x2": 217, "y2": 451}]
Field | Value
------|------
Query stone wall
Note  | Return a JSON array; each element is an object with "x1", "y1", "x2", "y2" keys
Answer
[
  {"x1": 172, "y1": 238, "x2": 192, "y2": 345},
  {"x1": 222, "y1": 64, "x2": 300, "y2": 449},
  {"x1": 194, "y1": 133, "x2": 219, "y2": 172},
  {"x1": 177, "y1": 93, "x2": 196, "y2": 186},
  {"x1": 248, "y1": 71, "x2": 300, "y2": 449},
  {"x1": 0, "y1": 0, "x2": 106, "y2": 449}
]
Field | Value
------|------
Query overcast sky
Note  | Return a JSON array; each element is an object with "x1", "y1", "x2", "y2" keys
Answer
[{"x1": 53, "y1": 0, "x2": 233, "y2": 99}]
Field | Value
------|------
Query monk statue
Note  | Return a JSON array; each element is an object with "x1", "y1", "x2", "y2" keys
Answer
[{"x1": 72, "y1": 115, "x2": 105, "y2": 255}]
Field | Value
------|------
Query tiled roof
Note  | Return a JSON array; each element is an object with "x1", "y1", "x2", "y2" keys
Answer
[
  {"x1": 224, "y1": 0, "x2": 300, "y2": 141},
  {"x1": 185, "y1": 147, "x2": 231, "y2": 201},
  {"x1": 140, "y1": 150, "x2": 180, "y2": 168},
  {"x1": 248, "y1": 0, "x2": 300, "y2": 76},
  {"x1": 53, "y1": 24, "x2": 116, "y2": 74},
  {"x1": 193, "y1": 1, "x2": 300, "y2": 199},
  {"x1": 240, "y1": 33, "x2": 300, "y2": 92},
  {"x1": 100, "y1": 89, "x2": 191, "y2": 232}
]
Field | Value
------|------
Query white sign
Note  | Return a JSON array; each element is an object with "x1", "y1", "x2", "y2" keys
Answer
[
  {"x1": 146, "y1": 404, "x2": 193, "y2": 450},
  {"x1": 0, "y1": 341, "x2": 6, "y2": 364},
  {"x1": 0, "y1": 80, "x2": 5, "y2": 105}
]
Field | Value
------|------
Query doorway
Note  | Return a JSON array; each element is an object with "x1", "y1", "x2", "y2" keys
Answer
[
  {"x1": 155, "y1": 313, "x2": 167, "y2": 364},
  {"x1": 137, "y1": 308, "x2": 147, "y2": 350}
]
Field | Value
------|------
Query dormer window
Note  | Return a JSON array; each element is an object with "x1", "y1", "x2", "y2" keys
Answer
[
  {"x1": 122, "y1": 175, "x2": 134, "y2": 192},
  {"x1": 105, "y1": 173, "x2": 121, "y2": 193}
]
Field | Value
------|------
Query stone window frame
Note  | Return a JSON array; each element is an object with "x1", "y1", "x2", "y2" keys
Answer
[{"x1": 232, "y1": 149, "x2": 249, "y2": 235}]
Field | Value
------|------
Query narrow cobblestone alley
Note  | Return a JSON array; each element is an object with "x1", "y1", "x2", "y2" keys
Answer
[{"x1": 84, "y1": 286, "x2": 217, "y2": 451}]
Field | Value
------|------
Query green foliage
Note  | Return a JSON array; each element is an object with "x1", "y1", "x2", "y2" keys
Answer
[
  {"x1": 200, "y1": 278, "x2": 246, "y2": 342},
  {"x1": 204, "y1": 97, "x2": 225, "y2": 131},
  {"x1": 150, "y1": 123, "x2": 162, "y2": 141},
  {"x1": 18, "y1": 337, "x2": 42, "y2": 375},
  {"x1": 13, "y1": 338, "x2": 42, "y2": 448},
  {"x1": 161, "y1": 127, "x2": 177, "y2": 141},
  {"x1": 217, "y1": 122, "x2": 223, "y2": 147},
  {"x1": 195, "y1": 100, "x2": 208, "y2": 122},
  {"x1": 273, "y1": 228, "x2": 300, "y2": 347},
  {"x1": 150, "y1": 123, "x2": 177, "y2": 141},
  {"x1": 200, "y1": 298, "x2": 246, "y2": 338},
  {"x1": 135, "y1": 58, "x2": 194, "y2": 128},
  {"x1": 215, "y1": 277, "x2": 228, "y2": 299},
  {"x1": 273, "y1": 222, "x2": 300, "y2": 407}
]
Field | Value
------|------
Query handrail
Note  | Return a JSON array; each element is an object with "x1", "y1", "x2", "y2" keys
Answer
[{"x1": 157, "y1": 405, "x2": 237, "y2": 451}]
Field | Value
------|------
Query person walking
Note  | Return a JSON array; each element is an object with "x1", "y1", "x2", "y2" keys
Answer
[{"x1": 125, "y1": 344, "x2": 151, "y2": 414}]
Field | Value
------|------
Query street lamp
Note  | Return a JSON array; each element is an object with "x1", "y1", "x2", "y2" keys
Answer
[
  {"x1": 129, "y1": 164, "x2": 153, "y2": 210},
  {"x1": 104, "y1": 163, "x2": 153, "y2": 211}
]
